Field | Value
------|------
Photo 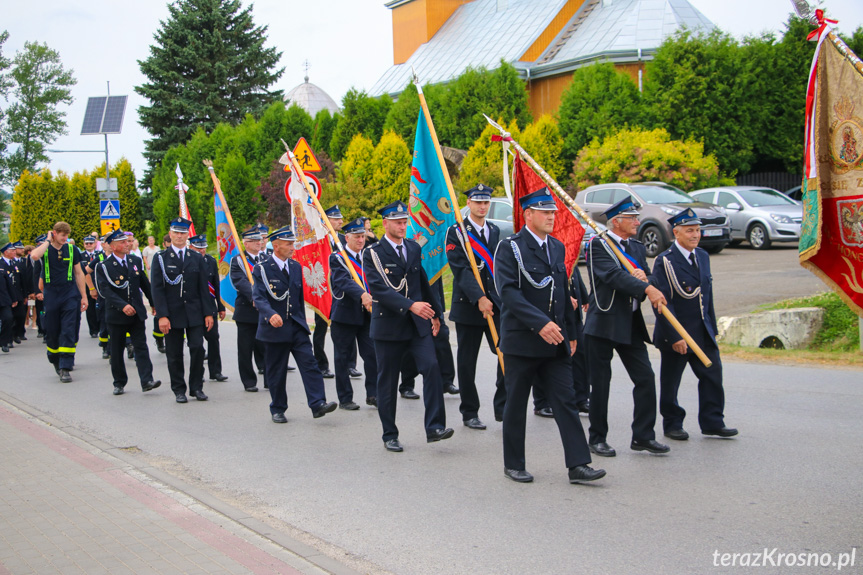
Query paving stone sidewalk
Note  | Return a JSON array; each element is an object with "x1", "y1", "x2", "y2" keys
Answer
[{"x1": 0, "y1": 398, "x2": 357, "y2": 575}]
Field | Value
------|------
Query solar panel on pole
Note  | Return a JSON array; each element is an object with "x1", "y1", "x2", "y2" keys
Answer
[
  {"x1": 100, "y1": 96, "x2": 127, "y2": 133},
  {"x1": 81, "y1": 97, "x2": 107, "y2": 135}
]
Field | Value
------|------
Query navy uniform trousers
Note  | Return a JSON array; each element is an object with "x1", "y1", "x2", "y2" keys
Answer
[
  {"x1": 108, "y1": 320, "x2": 154, "y2": 388},
  {"x1": 165, "y1": 325, "x2": 205, "y2": 395},
  {"x1": 375, "y1": 327, "x2": 446, "y2": 442},
  {"x1": 659, "y1": 339, "x2": 724, "y2": 432},
  {"x1": 204, "y1": 319, "x2": 222, "y2": 378},
  {"x1": 43, "y1": 283, "x2": 80, "y2": 370},
  {"x1": 264, "y1": 325, "x2": 327, "y2": 415},
  {"x1": 455, "y1": 320, "x2": 506, "y2": 420},
  {"x1": 331, "y1": 318, "x2": 377, "y2": 404}
]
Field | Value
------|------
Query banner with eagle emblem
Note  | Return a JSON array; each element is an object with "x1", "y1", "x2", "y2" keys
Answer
[
  {"x1": 799, "y1": 14, "x2": 863, "y2": 316},
  {"x1": 287, "y1": 160, "x2": 333, "y2": 321},
  {"x1": 407, "y1": 109, "x2": 456, "y2": 283}
]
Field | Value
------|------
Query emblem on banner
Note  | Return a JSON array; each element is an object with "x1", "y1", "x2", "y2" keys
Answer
[
  {"x1": 829, "y1": 96, "x2": 863, "y2": 174},
  {"x1": 837, "y1": 197, "x2": 863, "y2": 247}
]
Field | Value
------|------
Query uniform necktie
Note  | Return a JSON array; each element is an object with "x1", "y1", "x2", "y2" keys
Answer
[
  {"x1": 689, "y1": 252, "x2": 698, "y2": 271},
  {"x1": 396, "y1": 244, "x2": 405, "y2": 262},
  {"x1": 540, "y1": 242, "x2": 549, "y2": 263},
  {"x1": 621, "y1": 239, "x2": 629, "y2": 252},
  {"x1": 282, "y1": 263, "x2": 290, "y2": 283},
  {"x1": 480, "y1": 228, "x2": 486, "y2": 243},
  {"x1": 178, "y1": 249, "x2": 184, "y2": 263}
]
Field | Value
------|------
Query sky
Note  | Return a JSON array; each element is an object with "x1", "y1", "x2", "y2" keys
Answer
[{"x1": 3, "y1": 0, "x2": 862, "y2": 190}]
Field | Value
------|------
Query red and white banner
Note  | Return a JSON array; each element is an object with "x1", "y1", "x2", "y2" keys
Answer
[{"x1": 287, "y1": 162, "x2": 333, "y2": 321}]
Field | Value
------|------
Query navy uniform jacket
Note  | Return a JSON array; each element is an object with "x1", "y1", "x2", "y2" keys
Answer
[
  {"x1": 203, "y1": 253, "x2": 224, "y2": 316},
  {"x1": 18, "y1": 257, "x2": 33, "y2": 295},
  {"x1": 330, "y1": 250, "x2": 369, "y2": 326},
  {"x1": 362, "y1": 238, "x2": 442, "y2": 341},
  {"x1": 0, "y1": 265, "x2": 12, "y2": 307},
  {"x1": 583, "y1": 236, "x2": 653, "y2": 345},
  {"x1": 570, "y1": 266, "x2": 589, "y2": 341},
  {"x1": 0, "y1": 258, "x2": 25, "y2": 303},
  {"x1": 150, "y1": 248, "x2": 212, "y2": 329},
  {"x1": 251, "y1": 257, "x2": 308, "y2": 342},
  {"x1": 96, "y1": 254, "x2": 153, "y2": 324},
  {"x1": 445, "y1": 221, "x2": 501, "y2": 326},
  {"x1": 230, "y1": 252, "x2": 263, "y2": 323},
  {"x1": 650, "y1": 245, "x2": 718, "y2": 350},
  {"x1": 493, "y1": 228, "x2": 577, "y2": 358}
]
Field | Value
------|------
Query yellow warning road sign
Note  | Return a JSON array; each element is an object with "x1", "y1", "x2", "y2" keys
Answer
[
  {"x1": 101, "y1": 220, "x2": 119, "y2": 236},
  {"x1": 292, "y1": 137, "x2": 321, "y2": 172}
]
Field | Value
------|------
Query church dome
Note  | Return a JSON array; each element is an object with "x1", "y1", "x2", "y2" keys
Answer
[{"x1": 285, "y1": 76, "x2": 340, "y2": 118}]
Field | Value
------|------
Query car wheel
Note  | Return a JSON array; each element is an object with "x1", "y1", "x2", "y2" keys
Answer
[
  {"x1": 640, "y1": 225, "x2": 665, "y2": 258},
  {"x1": 747, "y1": 223, "x2": 771, "y2": 250}
]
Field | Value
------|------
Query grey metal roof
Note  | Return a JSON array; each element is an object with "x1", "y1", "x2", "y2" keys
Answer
[
  {"x1": 371, "y1": 0, "x2": 570, "y2": 97},
  {"x1": 371, "y1": 0, "x2": 715, "y2": 96},
  {"x1": 285, "y1": 77, "x2": 340, "y2": 117}
]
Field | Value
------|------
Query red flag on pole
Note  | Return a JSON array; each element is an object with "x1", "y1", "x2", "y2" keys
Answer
[{"x1": 512, "y1": 154, "x2": 585, "y2": 274}]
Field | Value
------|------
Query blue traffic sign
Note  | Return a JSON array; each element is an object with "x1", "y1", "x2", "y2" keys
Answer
[{"x1": 100, "y1": 200, "x2": 120, "y2": 219}]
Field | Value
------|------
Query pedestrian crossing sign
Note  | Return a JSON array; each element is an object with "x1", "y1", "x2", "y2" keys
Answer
[{"x1": 100, "y1": 200, "x2": 120, "y2": 219}]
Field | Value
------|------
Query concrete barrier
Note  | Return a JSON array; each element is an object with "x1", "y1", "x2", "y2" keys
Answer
[{"x1": 717, "y1": 307, "x2": 825, "y2": 350}]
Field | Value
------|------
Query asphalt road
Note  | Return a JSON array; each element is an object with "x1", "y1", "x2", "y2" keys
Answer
[{"x1": 1, "y1": 246, "x2": 858, "y2": 575}]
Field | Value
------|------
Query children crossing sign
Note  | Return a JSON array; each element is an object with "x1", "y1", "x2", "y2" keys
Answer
[{"x1": 100, "y1": 200, "x2": 120, "y2": 219}]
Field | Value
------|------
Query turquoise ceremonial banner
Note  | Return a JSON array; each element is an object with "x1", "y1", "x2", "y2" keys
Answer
[
  {"x1": 214, "y1": 191, "x2": 239, "y2": 311},
  {"x1": 407, "y1": 109, "x2": 456, "y2": 283}
]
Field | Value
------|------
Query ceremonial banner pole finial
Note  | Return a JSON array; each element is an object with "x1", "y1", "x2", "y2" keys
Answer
[
  {"x1": 203, "y1": 159, "x2": 252, "y2": 284},
  {"x1": 416, "y1": 74, "x2": 505, "y2": 372},
  {"x1": 483, "y1": 114, "x2": 712, "y2": 368}
]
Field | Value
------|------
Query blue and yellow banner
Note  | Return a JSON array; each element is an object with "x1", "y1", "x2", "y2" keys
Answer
[
  {"x1": 214, "y1": 192, "x2": 240, "y2": 311},
  {"x1": 407, "y1": 109, "x2": 456, "y2": 283}
]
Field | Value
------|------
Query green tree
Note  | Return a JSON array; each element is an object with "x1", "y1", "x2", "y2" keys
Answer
[
  {"x1": 570, "y1": 127, "x2": 732, "y2": 192},
  {"x1": 136, "y1": 0, "x2": 284, "y2": 184},
  {"x1": 339, "y1": 134, "x2": 375, "y2": 187},
  {"x1": 2, "y1": 40, "x2": 75, "y2": 187},
  {"x1": 521, "y1": 115, "x2": 565, "y2": 183},
  {"x1": 840, "y1": 25, "x2": 863, "y2": 58},
  {"x1": 557, "y1": 63, "x2": 645, "y2": 178},
  {"x1": 382, "y1": 81, "x2": 448, "y2": 147},
  {"x1": 329, "y1": 89, "x2": 392, "y2": 161},
  {"x1": 10, "y1": 169, "x2": 62, "y2": 243},
  {"x1": 643, "y1": 29, "x2": 760, "y2": 176},
  {"x1": 311, "y1": 109, "x2": 338, "y2": 156},
  {"x1": 0, "y1": 31, "x2": 13, "y2": 187},
  {"x1": 458, "y1": 119, "x2": 521, "y2": 194},
  {"x1": 367, "y1": 131, "x2": 412, "y2": 212}
]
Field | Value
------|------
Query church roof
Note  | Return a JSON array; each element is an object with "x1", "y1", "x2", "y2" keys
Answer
[
  {"x1": 371, "y1": 0, "x2": 715, "y2": 96},
  {"x1": 285, "y1": 77, "x2": 340, "y2": 117}
]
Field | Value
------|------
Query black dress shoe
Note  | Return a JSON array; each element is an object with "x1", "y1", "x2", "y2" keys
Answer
[
  {"x1": 631, "y1": 439, "x2": 670, "y2": 454},
  {"x1": 366, "y1": 396, "x2": 377, "y2": 407},
  {"x1": 702, "y1": 427, "x2": 738, "y2": 438},
  {"x1": 272, "y1": 412, "x2": 287, "y2": 423},
  {"x1": 664, "y1": 428, "x2": 690, "y2": 441},
  {"x1": 444, "y1": 383, "x2": 460, "y2": 395},
  {"x1": 313, "y1": 401, "x2": 337, "y2": 418},
  {"x1": 13, "y1": 337, "x2": 21, "y2": 344},
  {"x1": 90, "y1": 332, "x2": 98, "y2": 339},
  {"x1": 210, "y1": 373, "x2": 229, "y2": 382},
  {"x1": 589, "y1": 442, "x2": 617, "y2": 457},
  {"x1": 20, "y1": 335, "x2": 27, "y2": 341},
  {"x1": 257, "y1": 368, "x2": 264, "y2": 375},
  {"x1": 534, "y1": 406, "x2": 554, "y2": 418},
  {"x1": 157, "y1": 343, "x2": 166, "y2": 354},
  {"x1": 286, "y1": 365, "x2": 296, "y2": 372},
  {"x1": 244, "y1": 386, "x2": 259, "y2": 392},
  {"x1": 504, "y1": 468, "x2": 534, "y2": 483},
  {"x1": 384, "y1": 439, "x2": 403, "y2": 452},
  {"x1": 339, "y1": 401, "x2": 360, "y2": 410},
  {"x1": 141, "y1": 380, "x2": 161, "y2": 392},
  {"x1": 576, "y1": 401, "x2": 590, "y2": 414},
  {"x1": 426, "y1": 428, "x2": 454, "y2": 443},
  {"x1": 494, "y1": 413, "x2": 503, "y2": 422},
  {"x1": 320, "y1": 369, "x2": 335, "y2": 379},
  {"x1": 1, "y1": 346, "x2": 8, "y2": 353},
  {"x1": 175, "y1": 394, "x2": 188, "y2": 404},
  {"x1": 569, "y1": 465, "x2": 606, "y2": 483},
  {"x1": 463, "y1": 417, "x2": 487, "y2": 430},
  {"x1": 102, "y1": 349, "x2": 110, "y2": 359},
  {"x1": 58, "y1": 369, "x2": 72, "y2": 383},
  {"x1": 348, "y1": 367, "x2": 362, "y2": 378},
  {"x1": 400, "y1": 389, "x2": 420, "y2": 400},
  {"x1": 192, "y1": 390, "x2": 208, "y2": 401},
  {"x1": 112, "y1": 386, "x2": 124, "y2": 395}
]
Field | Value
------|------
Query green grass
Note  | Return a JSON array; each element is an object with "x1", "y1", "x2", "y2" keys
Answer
[{"x1": 759, "y1": 291, "x2": 860, "y2": 352}]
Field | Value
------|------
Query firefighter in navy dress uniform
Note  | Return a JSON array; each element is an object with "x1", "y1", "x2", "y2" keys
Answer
[
  {"x1": 189, "y1": 234, "x2": 228, "y2": 382},
  {"x1": 0, "y1": 243, "x2": 26, "y2": 347},
  {"x1": 150, "y1": 217, "x2": 214, "y2": 403},
  {"x1": 80, "y1": 236, "x2": 101, "y2": 338},
  {"x1": 583, "y1": 198, "x2": 669, "y2": 458},
  {"x1": 445, "y1": 183, "x2": 505, "y2": 428},
  {"x1": 28, "y1": 222, "x2": 88, "y2": 383},
  {"x1": 95, "y1": 229, "x2": 162, "y2": 396},
  {"x1": 328, "y1": 217, "x2": 378, "y2": 409},
  {"x1": 362, "y1": 200, "x2": 453, "y2": 452},
  {"x1": 0, "y1": 244, "x2": 14, "y2": 353},
  {"x1": 84, "y1": 239, "x2": 111, "y2": 358},
  {"x1": 11, "y1": 240, "x2": 32, "y2": 343},
  {"x1": 650, "y1": 208, "x2": 737, "y2": 440},
  {"x1": 230, "y1": 224, "x2": 268, "y2": 391},
  {"x1": 252, "y1": 225, "x2": 337, "y2": 423},
  {"x1": 493, "y1": 188, "x2": 604, "y2": 485},
  {"x1": 31, "y1": 234, "x2": 47, "y2": 339}
]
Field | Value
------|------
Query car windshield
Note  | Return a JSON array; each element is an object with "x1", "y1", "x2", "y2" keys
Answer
[
  {"x1": 631, "y1": 185, "x2": 695, "y2": 205},
  {"x1": 738, "y1": 188, "x2": 797, "y2": 207}
]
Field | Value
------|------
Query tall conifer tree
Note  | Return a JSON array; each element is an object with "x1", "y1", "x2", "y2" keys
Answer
[{"x1": 136, "y1": 0, "x2": 284, "y2": 184}]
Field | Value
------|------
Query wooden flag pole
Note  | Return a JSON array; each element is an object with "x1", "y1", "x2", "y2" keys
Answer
[
  {"x1": 280, "y1": 141, "x2": 367, "y2": 295},
  {"x1": 414, "y1": 72, "x2": 505, "y2": 373},
  {"x1": 203, "y1": 159, "x2": 252, "y2": 284},
  {"x1": 483, "y1": 115, "x2": 712, "y2": 368}
]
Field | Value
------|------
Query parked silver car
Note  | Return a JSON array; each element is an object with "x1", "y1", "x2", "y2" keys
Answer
[{"x1": 690, "y1": 186, "x2": 802, "y2": 249}]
